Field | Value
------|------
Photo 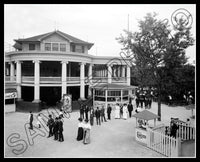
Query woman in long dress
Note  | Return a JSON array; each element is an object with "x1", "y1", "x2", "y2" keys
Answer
[
  {"x1": 83, "y1": 119, "x2": 91, "y2": 144},
  {"x1": 76, "y1": 118, "x2": 84, "y2": 141},
  {"x1": 115, "y1": 103, "x2": 120, "y2": 119},
  {"x1": 122, "y1": 103, "x2": 128, "y2": 120}
]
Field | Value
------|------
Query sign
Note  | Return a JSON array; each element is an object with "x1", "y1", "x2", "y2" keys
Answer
[
  {"x1": 135, "y1": 128, "x2": 147, "y2": 145},
  {"x1": 62, "y1": 94, "x2": 72, "y2": 112},
  {"x1": 5, "y1": 92, "x2": 17, "y2": 99}
]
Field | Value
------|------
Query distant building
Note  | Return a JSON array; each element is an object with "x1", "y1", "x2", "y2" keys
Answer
[{"x1": 5, "y1": 30, "x2": 136, "y2": 112}]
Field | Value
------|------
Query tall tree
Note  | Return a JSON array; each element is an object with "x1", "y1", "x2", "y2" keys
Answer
[{"x1": 117, "y1": 12, "x2": 194, "y2": 121}]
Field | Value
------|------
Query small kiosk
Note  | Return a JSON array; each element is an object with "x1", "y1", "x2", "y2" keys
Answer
[
  {"x1": 5, "y1": 88, "x2": 17, "y2": 113},
  {"x1": 132, "y1": 110, "x2": 160, "y2": 146}
]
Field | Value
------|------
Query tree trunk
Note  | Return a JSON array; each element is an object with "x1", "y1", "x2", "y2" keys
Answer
[{"x1": 157, "y1": 94, "x2": 161, "y2": 121}]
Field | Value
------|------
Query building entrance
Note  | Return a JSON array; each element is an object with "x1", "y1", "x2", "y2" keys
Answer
[{"x1": 40, "y1": 87, "x2": 61, "y2": 106}]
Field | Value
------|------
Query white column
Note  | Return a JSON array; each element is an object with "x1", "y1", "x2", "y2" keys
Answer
[
  {"x1": 15, "y1": 61, "x2": 22, "y2": 100},
  {"x1": 107, "y1": 65, "x2": 112, "y2": 84},
  {"x1": 88, "y1": 64, "x2": 93, "y2": 97},
  {"x1": 127, "y1": 65, "x2": 131, "y2": 86},
  {"x1": 32, "y1": 60, "x2": 41, "y2": 103},
  {"x1": 80, "y1": 62, "x2": 85, "y2": 100},
  {"x1": 61, "y1": 61, "x2": 68, "y2": 97},
  {"x1": 9, "y1": 62, "x2": 15, "y2": 81}
]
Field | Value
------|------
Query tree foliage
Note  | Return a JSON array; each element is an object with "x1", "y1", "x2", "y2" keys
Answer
[{"x1": 117, "y1": 12, "x2": 195, "y2": 120}]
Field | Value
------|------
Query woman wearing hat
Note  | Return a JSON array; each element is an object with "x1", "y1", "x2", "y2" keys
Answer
[
  {"x1": 76, "y1": 118, "x2": 84, "y2": 141},
  {"x1": 83, "y1": 119, "x2": 91, "y2": 144}
]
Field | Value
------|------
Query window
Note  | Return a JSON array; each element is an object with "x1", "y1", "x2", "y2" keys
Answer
[
  {"x1": 45, "y1": 43, "x2": 51, "y2": 51},
  {"x1": 108, "y1": 90, "x2": 121, "y2": 96},
  {"x1": 29, "y1": 44, "x2": 35, "y2": 50},
  {"x1": 123, "y1": 90, "x2": 128, "y2": 96},
  {"x1": 82, "y1": 46, "x2": 85, "y2": 53},
  {"x1": 60, "y1": 43, "x2": 66, "y2": 52},
  {"x1": 52, "y1": 43, "x2": 59, "y2": 51},
  {"x1": 75, "y1": 45, "x2": 82, "y2": 53},
  {"x1": 71, "y1": 44, "x2": 75, "y2": 52}
]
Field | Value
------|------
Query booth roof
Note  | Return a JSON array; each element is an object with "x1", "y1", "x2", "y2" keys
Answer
[
  {"x1": 92, "y1": 83, "x2": 137, "y2": 90},
  {"x1": 132, "y1": 110, "x2": 159, "y2": 121},
  {"x1": 5, "y1": 88, "x2": 17, "y2": 93}
]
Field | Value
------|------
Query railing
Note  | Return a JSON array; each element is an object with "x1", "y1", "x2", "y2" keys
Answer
[
  {"x1": 92, "y1": 77, "x2": 108, "y2": 83},
  {"x1": 147, "y1": 129, "x2": 181, "y2": 157},
  {"x1": 112, "y1": 77, "x2": 127, "y2": 83},
  {"x1": 176, "y1": 122, "x2": 195, "y2": 141},
  {"x1": 40, "y1": 77, "x2": 61, "y2": 83},
  {"x1": 22, "y1": 76, "x2": 34, "y2": 82},
  {"x1": 5, "y1": 76, "x2": 16, "y2": 82},
  {"x1": 67, "y1": 77, "x2": 80, "y2": 84}
]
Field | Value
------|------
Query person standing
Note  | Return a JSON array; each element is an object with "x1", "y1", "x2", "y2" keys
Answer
[
  {"x1": 89, "y1": 106, "x2": 94, "y2": 126},
  {"x1": 127, "y1": 102, "x2": 133, "y2": 118},
  {"x1": 115, "y1": 103, "x2": 120, "y2": 119},
  {"x1": 76, "y1": 118, "x2": 84, "y2": 141},
  {"x1": 83, "y1": 119, "x2": 91, "y2": 144},
  {"x1": 58, "y1": 117, "x2": 64, "y2": 142},
  {"x1": 28, "y1": 111, "x2": 33, "y2": 130},
  {"x1": 122, "y1": 103, "x2": 128, "y2": 120},
  {"x1": 85, "y1": 105, "x2": 89, "y2": 121},
  {"x1": 36, "y1": 113, "x2": 42, "y2": 128},
  {"x1": 100, "y1": 106, "x2": 107, "y2": 122},
  {"x1": 95, "y1": 107, "x2": 101, "y2": 125},
  {"x1": 53, "y1": 117, "x2": 59, "y2": 140},
  {"x1": 107, "y1": 104, "x2": 112, "y2": 120},
  {"x1": 47, "y1": 115, "x2": 54, "y2": 138},
  {"x1": 120, "y1": 104, "x2": 123, "y2": 119},
  {"x1": 170, "y1": 121, "x2": 179, "y2": 138},
  {"x1": 80, "y1": 105, "x2": 84, "y2": 119}
]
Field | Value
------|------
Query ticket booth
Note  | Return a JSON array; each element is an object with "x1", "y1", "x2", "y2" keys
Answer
[
  {"x1": 5, "y1": 88, "x2": 17, "y2": 113},
  {"x1": 132, "y1": 110, "x2": 160, "y2": 146}
]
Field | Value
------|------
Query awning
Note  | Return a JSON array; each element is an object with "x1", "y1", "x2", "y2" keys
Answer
[
  {"x1": 5, "y1": 88, "x2": 17, "y2": 99},
  {"x1": 91, "y1": 83, "x2": 137, "y2": 90},
  {"x1": 132, "y1": 110, "x2": 159, "y2": 121}
]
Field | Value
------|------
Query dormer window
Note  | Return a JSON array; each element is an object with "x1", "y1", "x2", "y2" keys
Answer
[
  {"x1": 60, "y1": 43, "x2": 66, "y2": 52},
  {"x1": 45, "y1": 43, "x2": 51, "y2": 51},
  {"x1": 52, "y1": 43, "x2": 59, "y2": 51},
  {"x1": 29, "y1": 44, "x2": 35, "y2": 50}
]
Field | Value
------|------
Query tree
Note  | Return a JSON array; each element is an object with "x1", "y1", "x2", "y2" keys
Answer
[{"x1": 117, "y1": 12, "x2": 194, "y2": 121}]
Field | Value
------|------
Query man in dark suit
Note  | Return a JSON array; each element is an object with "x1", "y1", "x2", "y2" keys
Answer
[
  {"x1": 107, "y1": 104, "x2": 112, "y2": 120},
  {"x1": 58, "y1": 117, "x2": 64, "y2": 142},
  {"x1": 29, "y1": 111, "x2": 33, "y2": 130},
  {"x1": 47, "y1": 115, "x2": 54, "y2": 138},
  {"x1": 127, "y1": 102, "x2": 133, "y2": 118},
  {"x1": 100, "y1": 106, "x2": 107, "y2": 122},
  {"x1": 95, "y1": 107, "x2": 101, "y2": 125},
  {"x1": 85, "y1": 105, "x2": 89, "y2": 120},
  {"x1": 80, "y1": 105, "x2": 84, "y2": 119},
  {"x1": 53, "y1": 117, "x2": 59, "y2": 140}
]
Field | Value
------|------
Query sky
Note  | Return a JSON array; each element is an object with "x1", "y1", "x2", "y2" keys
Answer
[{"x1": 4, "y1": 4, "x2": 196, "y2": 64}]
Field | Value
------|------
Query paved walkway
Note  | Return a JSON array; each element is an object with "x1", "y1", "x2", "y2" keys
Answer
[{"x1": 4, "y1": 102, "x2": 195, "y2": 158}]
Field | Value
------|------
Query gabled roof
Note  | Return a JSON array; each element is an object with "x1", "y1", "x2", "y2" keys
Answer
[
  {"x1": 132, "y1": 110, "x2": 159, "y2": 121},
  {"x1": 14, "y1": 30, "x2": 94, "y2": 49}
]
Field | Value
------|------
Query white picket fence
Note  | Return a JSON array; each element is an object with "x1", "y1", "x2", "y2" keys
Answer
[
  {"x1": 176, "y1": 122, "x2": 195, "y2": 141},
  {"x1": 147, "y1": 129, "x2": 181, "y2": 157}
]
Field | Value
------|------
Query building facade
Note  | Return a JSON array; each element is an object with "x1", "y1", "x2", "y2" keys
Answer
[{"x1": 5, "y1": 30, "x2": 135, "y2": 112}]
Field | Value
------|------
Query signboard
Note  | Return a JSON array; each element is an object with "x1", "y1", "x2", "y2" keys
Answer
[
  {"x1": 135, "y1": 128, "x2": 147, "y2": 145},
  {"x1": 5, "y1": 92, "x2": 17, "y2": 99},
  {"x1": 62, "y1": 94, "x2": 72, "y2": 112}
]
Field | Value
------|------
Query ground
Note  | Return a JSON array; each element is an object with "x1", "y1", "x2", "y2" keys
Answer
[{"x1": 4, "y1": 102, "x2": 195, "y2": 158}]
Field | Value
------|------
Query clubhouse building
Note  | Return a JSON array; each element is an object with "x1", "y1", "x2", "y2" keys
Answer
[{"x1": 5, "y1": 30, "x2": 136, "y2": 112}]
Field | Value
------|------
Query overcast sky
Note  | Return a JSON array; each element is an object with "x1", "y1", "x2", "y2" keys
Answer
[{"x1": 4, "y1": 4, "x2": 196, "y2": 63}]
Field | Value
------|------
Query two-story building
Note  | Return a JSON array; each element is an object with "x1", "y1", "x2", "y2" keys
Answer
[{"x1": 5, "y1": 30, "x2": 136, "y2": 112}]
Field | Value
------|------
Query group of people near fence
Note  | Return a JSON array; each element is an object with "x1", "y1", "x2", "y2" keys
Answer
[
  {"x1": 114, "y1": 103, "x2": 133, "y2": 119},
  {"x1": 135, "y1": 90, "x2": 153, "y2": 109}
]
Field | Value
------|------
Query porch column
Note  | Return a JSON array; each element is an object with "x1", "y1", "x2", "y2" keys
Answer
[
  {"x1": 61, "y1": 61, "x2": 68, "y2": 97},
  {"x1": 107, "y1": 65, "x2": 112, "y2": 84},
  {"x1": 88, "y1": 63, "x2": 93, "y2": 97},
  {"x1": 80, "y1": 62, "x2": 85, "y2": 100},
  {"x1": 16, "y1": 61, "x2": 22, "y2": 100},
  {"x1": 127, "y1": 65, "x2": 131, "y2": 86},
  {"x1": 9, "y1": 62, "x2": 15, "y2": 81},
  {"x1": 32, "y1": 60, "x2": 41, "y2": 103}
]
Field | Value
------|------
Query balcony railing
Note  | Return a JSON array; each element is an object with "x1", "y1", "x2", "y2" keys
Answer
[{"x1": 6, "y1": 76, "x2": 127, "y2": 84}]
